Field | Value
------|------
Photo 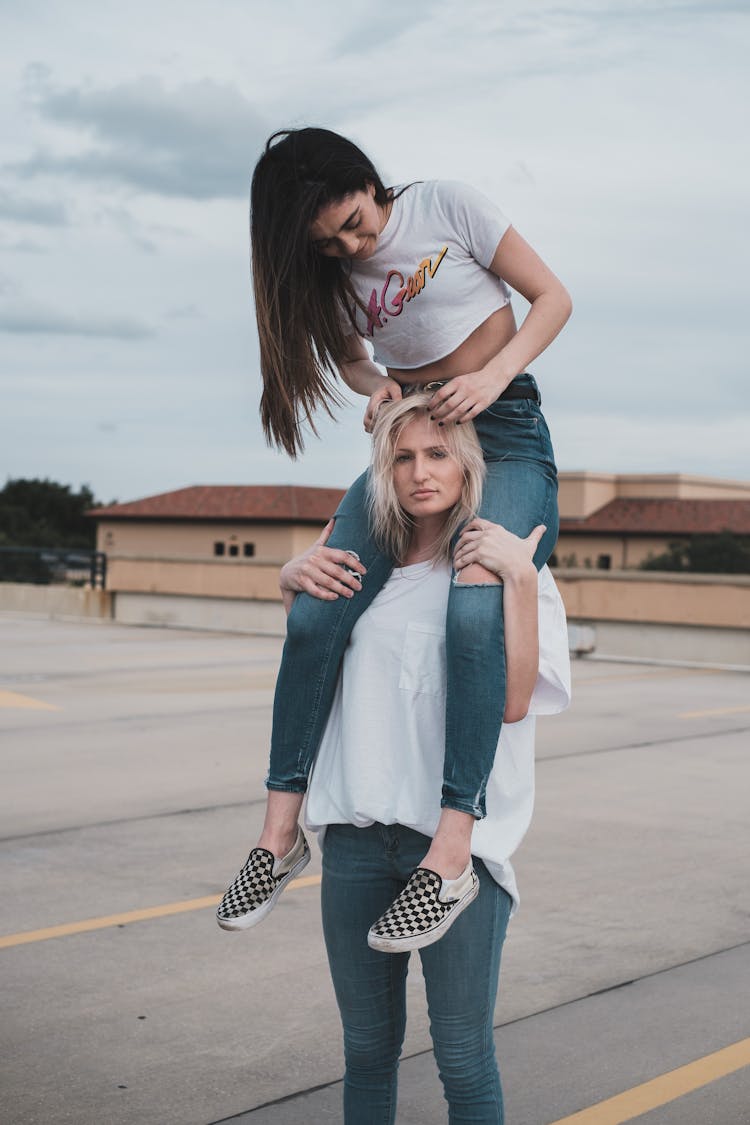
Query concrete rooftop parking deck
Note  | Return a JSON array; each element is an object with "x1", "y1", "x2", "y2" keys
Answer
[{"x1": 1, "y1": 614, "x2": 749, "y2": 1125}]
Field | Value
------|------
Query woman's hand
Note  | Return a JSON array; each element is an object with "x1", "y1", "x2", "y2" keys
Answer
[
  {"x1": 428, "y1": 369, "x2": 509, "y2": 426},
  {"x1": 279, "y1": 519, "x2": 367, "y2": 604},
  {"x1": 456, "y1": 519, "x2": 543, "y2": 723},
  {"x1": 363, "y1": 378, "x2": 403, "y2": 433},
  {"x1": 454, "y1": 519, "x2": 545, "y2": 581},
  {"x1": 429, "y1": 228, "x2": 573, "y2": 428}
]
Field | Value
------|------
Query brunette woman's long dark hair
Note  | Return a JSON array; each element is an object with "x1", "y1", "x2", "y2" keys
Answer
[{"x1": 251, "y1": 127, "x2": 391, "y2": 457}]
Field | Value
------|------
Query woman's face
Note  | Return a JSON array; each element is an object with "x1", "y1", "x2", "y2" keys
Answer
[
  {"x1": 309, "y1": 183, "x2": 387, "y2": 260},
  {"x1": 392, "y1": 415, "x2": 464, "y2": 521}
]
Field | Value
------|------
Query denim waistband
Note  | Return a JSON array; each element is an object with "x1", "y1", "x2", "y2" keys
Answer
[{"x1": 400, "y1": 372, "x2": 540, "y2": 404}]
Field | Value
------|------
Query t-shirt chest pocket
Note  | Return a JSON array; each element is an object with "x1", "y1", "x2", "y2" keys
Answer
[{"x1": 398, "y1": 622, "x2": 446, "y2": 697}]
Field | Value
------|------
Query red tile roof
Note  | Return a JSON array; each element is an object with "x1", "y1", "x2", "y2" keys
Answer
[
  {"x1": 560, "y1": 499, "x2": 750, "y2": 536},
  {"x1": 86, "y1": 485, "x2": 346, "y2": 523},
  {"x1": 88, "y1": 489, "x2": 750, "y2": 535}
]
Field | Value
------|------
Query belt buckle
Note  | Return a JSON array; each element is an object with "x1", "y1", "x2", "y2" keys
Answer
[{"x1": 402, "y1": 379, "x2": 444, "y2": 398}]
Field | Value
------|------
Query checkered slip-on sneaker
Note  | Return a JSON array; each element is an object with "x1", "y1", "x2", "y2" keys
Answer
[
  {"x1": 216, "y1": 827, "x2": 310, "y2": 932},
  {"x1": 367, "y1": 861, "x2": 479, "y2": 953}
]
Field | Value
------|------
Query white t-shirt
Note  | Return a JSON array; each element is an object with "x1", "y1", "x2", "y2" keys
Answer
[
  {"x1": 342, "y1": 180, "x2": 513, "y2": 369},
  {"x1": 305, "y1": 563, "x2": 571, "y2": 913}
]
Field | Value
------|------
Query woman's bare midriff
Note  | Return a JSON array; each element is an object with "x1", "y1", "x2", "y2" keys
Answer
[{"x1": 387, "y1": 305, "x2": 518, "y2": 386}]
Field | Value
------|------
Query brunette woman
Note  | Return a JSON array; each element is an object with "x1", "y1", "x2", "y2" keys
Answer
[{"x1": 217, "y1": 127, "x2": 570, "y2": 946}]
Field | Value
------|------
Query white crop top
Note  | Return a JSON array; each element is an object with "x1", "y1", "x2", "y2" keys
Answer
[{"x1": 342, "y1": 180, "x2": 513, "y2": 369}]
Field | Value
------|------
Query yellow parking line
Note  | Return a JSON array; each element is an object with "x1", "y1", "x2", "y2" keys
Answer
[
  {"x1": 680, "y1": 705, "x2": 750, "y2": 719},
  {"x1": 0, "y1": 689, "x2": 58, "y2": 711},
  {"x1": 0, "y1": 873, "x2": 322, "y2": 950},
  {"x1": 548, "y1": 1036, "x2": 750, "y2": 1124}
]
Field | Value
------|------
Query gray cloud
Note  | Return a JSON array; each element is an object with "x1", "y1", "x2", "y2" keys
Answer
[
  {"x1": 581, "y1": 0, "x2": 750, "y2": 21},
  {"x1": 2, "y1": 238, "x2": 47, "y2": 253},
  {"x1": 0, "y1": 301, "x2": 155, "y2": 339},
  {"x1": 98, "y1": 205, "x2": 157, "y2": 253},
  {"x1": 12, "y1": 72, "x2": 268, "y2": 200},
  {"x1": 1, "y1": 0, "x2": 747, "y2": 497},
  {"x1": 332, "y1": 0, "x2": 438, "y2": 55},
  {"x1": 0, "y1": 189, "x2": 68, "y2": 225},
  {"x1": 165, "y1": 303, "x2": 202, "y2": 321}
]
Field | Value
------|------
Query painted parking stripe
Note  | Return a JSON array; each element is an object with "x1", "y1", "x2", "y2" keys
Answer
[
  {"x1": 0, "y1": 874, "x2": 322, "y2": 949},
  {"x1": 2, "y1": 897, "x2": 749, "y2": 1125},
  {"x1": 0, "y1": 689, "x2": 58, "y2": 710},
  {"x1": 548, "y1": 1036, "x2": 750, "y2": 1124},
  {"x1": 679, "y1": 704, "x2": 750, "y2": 719}
]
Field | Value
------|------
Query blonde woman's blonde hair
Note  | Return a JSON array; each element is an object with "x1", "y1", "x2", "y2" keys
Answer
[{"x1": 367, "y1": 393, "x2": 485, "y2": 564}]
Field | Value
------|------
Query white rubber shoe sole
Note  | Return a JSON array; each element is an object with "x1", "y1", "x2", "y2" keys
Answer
[
  {"x1": 367, "y1": 863, "x2": 479, "y2": 953},
  {"x1": 216, "y1": 828, "x2": 310, "y2": 932}
]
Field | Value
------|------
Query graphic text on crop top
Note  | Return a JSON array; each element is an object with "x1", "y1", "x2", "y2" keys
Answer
[
  {"x1": 364, "y1": 245, "x2": 448, "y2": 337},
  {"x1": 342, "y1": 180, "x2": 513, "y2": 369}
]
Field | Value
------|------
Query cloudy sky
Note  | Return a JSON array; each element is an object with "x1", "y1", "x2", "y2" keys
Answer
[{"x1": 1, "y1": 0, "x2": 748, "y2": 505}]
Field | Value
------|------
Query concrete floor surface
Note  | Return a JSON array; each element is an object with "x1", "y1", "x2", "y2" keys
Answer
[{"x1": 1, "y1": 615, "x2": 749, "y2": 1124}]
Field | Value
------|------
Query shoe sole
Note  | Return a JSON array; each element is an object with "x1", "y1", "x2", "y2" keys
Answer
[
  {"x1": 366, "y1": 873, "x2": 480, "y2": 953},
  {"x1": 216, "y1": 849, "x2": 311, "y2": 932}
]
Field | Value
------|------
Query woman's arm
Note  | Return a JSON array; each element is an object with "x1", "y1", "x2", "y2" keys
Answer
[
  {"x1": 279, "y1": 519, "x2": 367, "y2": 616},
  {"x1": 430, "y1": 229, "x2": 572, "y2": 425},
  {"x1": 454, "y1": 520, "x2": 543, "y2": 722},
  {"x1": 484, "y1": 228, "x2": 573, "y2": 388},
  {"x1": 338, "y1": 334, "x2": 403, "y2": 431}
]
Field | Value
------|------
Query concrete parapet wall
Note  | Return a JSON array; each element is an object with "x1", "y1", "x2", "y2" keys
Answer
[
  {"x1": 4, "y1": 566, "x2": 748, "y2": 666},
  {"x1": 572, "y1": 619, "x2": 750, "y2": 668},
  {"x1": 107, "y1": 556, "x2": 284, "y2": 601},
  {"x1": 0, "y1": 583, "x2": 113, "y2": 621},
  {"x1": 554, "y1": 568, "x2": 750, "y2": 630},
  {"x1": 107, "y1": 558, "x2": 750, "y2": 632},
  {"x1": 114, "y1": 592, "x2": 286, "y2": 635},
  {"x1": 110, "y1": 592, "x2": 750, "y2": 667}
]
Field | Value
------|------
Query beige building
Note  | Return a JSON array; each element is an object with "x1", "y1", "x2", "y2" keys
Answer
[
  {"x1": 91, "y1": 484, "x2": 346, "y2": 562},
  {"x1": 78, "y1": 474, "x2": 750, "y2": 666},
  {"x1": 89, "y1": 485, "x2": 346, "y2": 603},
  {"x1": 89, "y1": 473, "x2": 750, "y2": 588},
  {"x1": 555, "y1": 473, "x2": 750, "y2": 570}
]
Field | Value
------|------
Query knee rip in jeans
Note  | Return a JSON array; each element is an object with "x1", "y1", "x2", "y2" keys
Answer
[
  {"x1": 452, "y1": 563, "x2": 502, "y2": 587},
  {"x1": 341, "y1": 547, "x2": 363, "y2": 575}
]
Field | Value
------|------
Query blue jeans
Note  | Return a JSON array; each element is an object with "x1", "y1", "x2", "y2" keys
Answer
[
  {"x1": 321, "y1": 823, "x2": 513, "y2": 1124},
  {"x1": 267, "y1": 373, "x2": 558, "y2": 817}
]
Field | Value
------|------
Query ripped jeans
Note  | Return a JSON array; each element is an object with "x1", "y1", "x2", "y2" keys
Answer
[{"x1": 267, "y1": 373, "x2": 558, "y2": 818}]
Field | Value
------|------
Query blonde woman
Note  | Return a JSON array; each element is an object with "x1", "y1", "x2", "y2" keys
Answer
[{"x1": 247, "y1": 396, "x2": 570, "y2": 1123}]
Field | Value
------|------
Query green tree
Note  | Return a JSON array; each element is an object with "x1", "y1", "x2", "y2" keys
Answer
[
  {"x1": 641, "y1": 532, "x2": 750, "y2": 575},
  {"x1": 640, "y1": 540, "x2": 688, "y2": 572},
  {"x1": 687, "y1": 531, "x2": 750, "y2": 574},
  {"x1": 0, "y1": 478, "x2": 102, "y2": 549}
]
